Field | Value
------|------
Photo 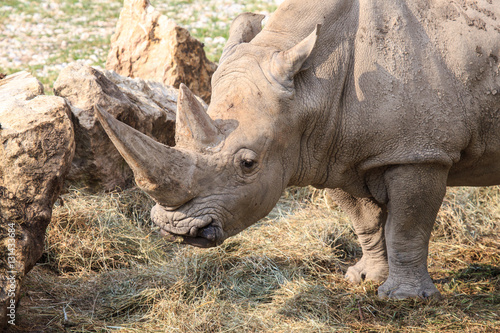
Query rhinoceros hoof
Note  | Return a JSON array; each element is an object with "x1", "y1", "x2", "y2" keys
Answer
[
  {"x1": 345, "y1": 257, "x2": 389, "y2": 284},
  {"x1": 377, "y1": 275, "x2": 442, "y2": 300}
]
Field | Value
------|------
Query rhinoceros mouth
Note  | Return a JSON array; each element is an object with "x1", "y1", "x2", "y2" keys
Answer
[
  {"x1": 159, "y1": 224, "x2": 223, "y2": 248},
  {"x1": 151, "y1": 203, "x2": 226, "y2": 248}
]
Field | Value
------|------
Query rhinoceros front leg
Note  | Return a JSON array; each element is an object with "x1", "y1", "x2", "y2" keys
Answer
[
  {"x1": 377, "y1": 164, "x2": 448, "y2": 299},
  {"x1": 326, "y1": 189, "x2": 389, "y2": 284}
]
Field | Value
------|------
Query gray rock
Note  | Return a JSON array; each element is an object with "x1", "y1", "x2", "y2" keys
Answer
[
  {"x1": 54, "y1": 62, "x2": 197, "y2": 191},
  {"x1": 0, "y1": 72, "x2": 74, "y2": 328}
]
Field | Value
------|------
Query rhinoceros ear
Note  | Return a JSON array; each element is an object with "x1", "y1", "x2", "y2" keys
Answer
[
  {"x1": 176, "y1": 84, "x2": 223, "y2": 150},
  {"x1": 220, "y1": 12, "x2": 265, "y2": 63},
  {"x1": 270, "y1": 24, "x2": 321, "y2": 90}
]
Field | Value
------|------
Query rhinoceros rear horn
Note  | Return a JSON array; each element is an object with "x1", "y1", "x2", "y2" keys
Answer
[
  {"x1": 220, "y1": 12, "x2": 265, "y2": 63},
  {"x1": 270, "y1": 24, "x2": 321, "y2": 88},
  {"x1": 176, "y1": 84, "x2": 223, "y2": 150},
  {"x1": 95, "y1": 105, "x2": 198, "y2": 207}
]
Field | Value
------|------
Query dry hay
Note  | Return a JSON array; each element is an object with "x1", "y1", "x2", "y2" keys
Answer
[{"x1": 10, "y1": 186, "x2": 500, "y2": 332}]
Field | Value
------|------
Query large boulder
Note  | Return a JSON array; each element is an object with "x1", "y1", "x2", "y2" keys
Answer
[
  {"x1": 106, "y1": 0, "x2": 217, "y2": 104},
  {"x1": 0, "y1": 72, "x2": 75, "y2": 328},
  {"x1": 54, "y1": 62, "x2": 200, "y2": 191}
]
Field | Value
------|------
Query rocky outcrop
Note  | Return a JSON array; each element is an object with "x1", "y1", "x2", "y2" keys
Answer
[
  {"x1": 54, "y1": 62, "x2": 196, "y2": 191},
  {"x1": 0, "y1": 72, "x2": 75, "y2": 328},
  {"x1": 0, "y1": 71, "x2": 43, "y2": 100},
  {"x1": 106, "y1": 0, "x2": 217, "y2": 104}
]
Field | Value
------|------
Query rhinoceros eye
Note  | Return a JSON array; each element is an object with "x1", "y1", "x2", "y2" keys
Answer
[
  {"x1": 241, "y1": 159, "x2": 256, "y2": 170},
  {"x1": 235, "y1": 149, "x2": 259, "y2": 177}
]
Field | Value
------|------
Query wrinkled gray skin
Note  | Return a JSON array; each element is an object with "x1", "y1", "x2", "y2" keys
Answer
[{"x1": 97, "y1": 0, "x2": 500, "y2": 299}]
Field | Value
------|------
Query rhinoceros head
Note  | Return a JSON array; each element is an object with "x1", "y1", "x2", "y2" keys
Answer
[{"x1": 96, "y1": 13, "x2": 319, "y2": 247}]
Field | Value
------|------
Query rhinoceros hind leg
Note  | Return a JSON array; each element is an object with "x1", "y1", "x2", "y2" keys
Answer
[{"x1": 326, "y1": 189, "x2": 389, "y2": 284}]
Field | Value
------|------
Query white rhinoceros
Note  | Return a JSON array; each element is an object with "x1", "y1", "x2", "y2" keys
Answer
[{"x1": 96, "y1": 0, "x2": 500, "y2": 299}]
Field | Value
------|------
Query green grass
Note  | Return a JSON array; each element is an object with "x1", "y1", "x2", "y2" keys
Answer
[
  {"x1": 0, "y1": 0, "x2": 122, "y2": 93},
  {"x1": 0, "y1": 0, "x2": 277, "y2": 93}
]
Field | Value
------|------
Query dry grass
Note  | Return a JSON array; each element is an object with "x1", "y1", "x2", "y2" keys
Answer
[{"x1": 12, "y1": 186, "x2": 500, "y2": 332}]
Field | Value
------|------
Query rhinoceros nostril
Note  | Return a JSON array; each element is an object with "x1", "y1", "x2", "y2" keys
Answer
[{"x1": 198, "y1": 224, "x2": 218, "y2": 241}]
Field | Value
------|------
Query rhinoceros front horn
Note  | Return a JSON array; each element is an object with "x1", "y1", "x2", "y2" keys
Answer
[{"x1": 95, "y1": 105, "x2": 198, "y2": 207}]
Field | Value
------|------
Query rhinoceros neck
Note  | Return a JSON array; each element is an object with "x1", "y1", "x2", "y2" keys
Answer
[
  {"x1": 252, "y1": 0, "x2": 357, "y2": 51},
  {"x1": 252, "y1": 0, "x2": 360, "y2": 188}
]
